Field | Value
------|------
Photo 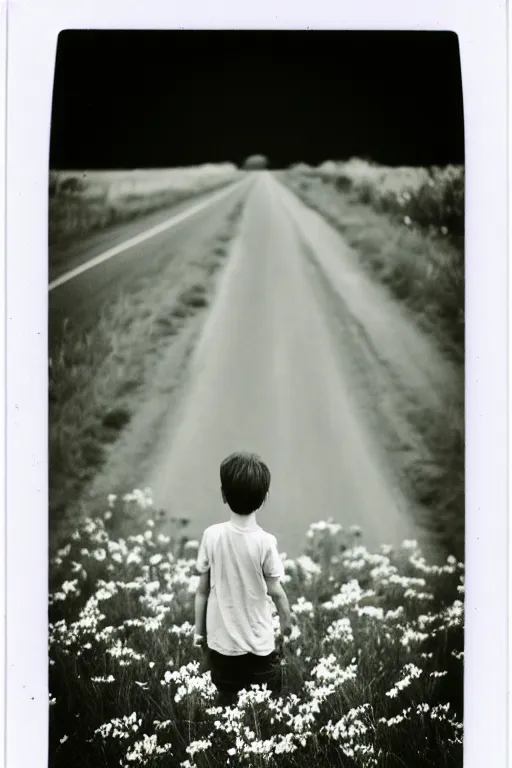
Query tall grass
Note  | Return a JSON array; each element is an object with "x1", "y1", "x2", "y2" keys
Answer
[
  {"x1": 289, "y1": 159, "x2": 464, "y2": 240},
  {"x1": 49, "y1": 205, "x2": 243, "y2": 549},
  {"x1": 49, "y1": 492, "x2": 464, "y2": 768},
  {"x1": 49, "y1": 167, "x2": 240, "y2": 246}
]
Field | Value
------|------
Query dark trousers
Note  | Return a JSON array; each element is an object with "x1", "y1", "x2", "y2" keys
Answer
[{"x1": 206, "y1": 647, "x2": 283, "y2": 707}]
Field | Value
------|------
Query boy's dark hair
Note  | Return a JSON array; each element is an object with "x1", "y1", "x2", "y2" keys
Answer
[{"x1": 220, "y1": 452, "x2": 271, "y2": 515}]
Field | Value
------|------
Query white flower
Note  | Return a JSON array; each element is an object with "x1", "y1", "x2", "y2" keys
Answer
[
  {"x1": 291, "y1": 597, "x2": 314, "y2": 616},
  {"x1": 325, "y1": 618, "x2": 354, "y2": 644},
  {"x1": 296, "y1": 555, "x2": 322, "y2": 578},
  {"x1": 356, "y1": 605, "x2": 384, "y2": 620}
]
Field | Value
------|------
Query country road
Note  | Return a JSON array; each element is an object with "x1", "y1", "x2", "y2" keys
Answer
[{"x1": 50, "y1": 172, "x2": 458, "y2": 559}]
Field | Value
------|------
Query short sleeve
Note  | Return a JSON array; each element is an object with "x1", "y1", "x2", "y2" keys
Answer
[
  {"x1": 196, "y1": 530, "x2": 210, "y2": 574},
  {"x1": 262, "y1": 535, "x2": 285, "y2": 579}
]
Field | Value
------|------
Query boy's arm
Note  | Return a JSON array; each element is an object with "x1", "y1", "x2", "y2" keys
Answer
[
  {"x1": 194, "y1": 570, "x2": 210, "y2": 646},
  {"x1": 265, "y1": 577, "x2": 293, "y2": 635}
]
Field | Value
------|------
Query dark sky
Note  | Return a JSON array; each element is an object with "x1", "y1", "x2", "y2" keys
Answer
[{"x1": 49, "y1": 30, "x2": 464, "y2": 170}]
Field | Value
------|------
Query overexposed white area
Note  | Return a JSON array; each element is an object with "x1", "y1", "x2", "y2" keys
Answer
[
  {"x1": 4, "y1": 1, "x2": 508, "y2": 767},
  {"x1": 1, "y1": 6, "x2": 7, "y2": 768}
]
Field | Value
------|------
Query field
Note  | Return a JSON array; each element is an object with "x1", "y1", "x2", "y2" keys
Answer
[
  {"x1": 279, "y1": 163, "x2": 464, "y2": 561},
  {"x1": 49, "y1": 165, "x2": 240, "y2": 250},
  {"x1": 49, "y1": 493, "x2": 464, "y2": 768}
]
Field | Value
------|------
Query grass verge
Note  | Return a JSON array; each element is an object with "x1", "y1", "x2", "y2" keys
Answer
[
  {"x1": 49, "y1": 204, "x2": 244, "y2": 552},
  {"x1": 49, "y1": 493, "x2": 464, "y2": 768}
]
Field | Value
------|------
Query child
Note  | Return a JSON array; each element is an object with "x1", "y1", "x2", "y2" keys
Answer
[{"x1": 193, "y1": 451, "x2": 293, "y2": 707}]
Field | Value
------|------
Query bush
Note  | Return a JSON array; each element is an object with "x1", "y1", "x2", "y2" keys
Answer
[{"x1": 49, "y1": 491, "x2": 464, "y2": 768}]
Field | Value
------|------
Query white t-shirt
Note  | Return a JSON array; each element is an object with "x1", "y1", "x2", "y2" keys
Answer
[{"x1": 196, "y1": 519, "x2": 285, "y2": 656}]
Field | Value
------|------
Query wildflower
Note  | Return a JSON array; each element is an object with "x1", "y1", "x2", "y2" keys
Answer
[
  {"x1": 385, "y1": 607, "x2": 404, "y2": 620},
  {"x1": 401, "y1": 627, "x2": 430, "y2": 648},
  {"x1": 91, "y1": 675, "x2": 115, "y2": 684},
  {"x1": 291, "y1": 597, "x2": 314, "y2": 616},
  {"x1": 56, "y1": 544, "x2": 71, "y2": 559},
  {"x1": 356, "y1": 605, "x2": 384, "y2": 620},
  {"x1": 296, "y1": 555, "x2": 322, "y2": 579},
  {"x1": 430, "y1": 703, "x2": 451, "y2": 720},
  {"x1": 443, "y1": 600, "x2": 464, "y2": 628},
  {"x1": 59, "y1": 735, "x2": 68, "y2": 745},
  {"x1": 186, "y1": 739, "x2": 212, "y2": 758},
  {"x1": 325, "y1": 618, "x2": 354, "y2": 644},
  {"x1": 322, "y1": 580, "x2": 374, "y2": 610}
]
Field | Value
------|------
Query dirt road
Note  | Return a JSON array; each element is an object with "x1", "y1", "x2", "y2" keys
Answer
[{"x1": 145, "y1": 173, "x2": 456, "y2": 558}]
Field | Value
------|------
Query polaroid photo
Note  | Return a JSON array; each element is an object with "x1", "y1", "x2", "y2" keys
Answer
[{"x1": 3, "y1": 1, "x2": 509, "y2": 767}]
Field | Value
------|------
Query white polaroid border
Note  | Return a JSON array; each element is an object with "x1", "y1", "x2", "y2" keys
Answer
[
  {"x1": 3, "y1": 1, "x2": 509, "y2": 767},
  {"x1": 1, "y1": 5, "x2": 6, "y2": 768}
]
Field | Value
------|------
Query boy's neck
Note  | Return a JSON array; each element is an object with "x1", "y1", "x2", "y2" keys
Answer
[{"x1": 229, "y1": 510, "x2": 258, "y2": 528}]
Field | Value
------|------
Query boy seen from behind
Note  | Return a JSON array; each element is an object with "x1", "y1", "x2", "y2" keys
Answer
[{"x1": 194, "y1": 452, "x2": 293, "y2": 707}]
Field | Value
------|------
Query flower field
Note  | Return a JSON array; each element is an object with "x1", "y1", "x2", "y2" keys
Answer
[{"x1": 49, "y1": 491, "x2": 464, "y2": 768}]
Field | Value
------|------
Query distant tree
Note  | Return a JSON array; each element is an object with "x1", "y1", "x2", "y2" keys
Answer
[
  {"x1": 243, "y1": 154, "x2": 269, "y2": 170},
  {"x1": 289, "y1": 162, "x2": 311, "y2": 173}
]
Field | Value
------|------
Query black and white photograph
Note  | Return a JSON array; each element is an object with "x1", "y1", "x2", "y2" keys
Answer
[{"x1": 48, "y1": 30, "x2": 465, "y2": 767}]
